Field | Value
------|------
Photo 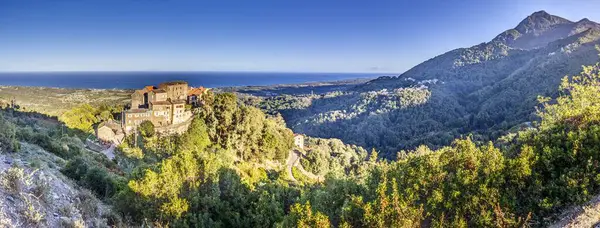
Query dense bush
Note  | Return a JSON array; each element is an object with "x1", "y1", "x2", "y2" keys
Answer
[
  {"x1": 62, "y1": 157, "x2": 123, "y2": 199},
  {"x1": 138, "y1": 120, "x2": 154, "y2": 138},
  {"x1": 59, "y1": 103, "x2": 122, "y2": 133},
  {"x1": 198, "y1": 92, "x2": 294, "y2": 162},
  {"x1": 300, "y1": 136, "x2": 368, "y2": 177},
  {"x1": 0, "y1": 112, "x2": 20, "y2": 153}
]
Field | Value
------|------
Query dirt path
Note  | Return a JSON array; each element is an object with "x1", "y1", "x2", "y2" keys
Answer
[
  {"x1": 550, "y1": 195, "x2": 600, "y2": 228},
  {"x1": 286, "y1": 150, "x2": 299, "y2": 182},
  {"x1": 296, "y1": 162, "x2": 322, "y2": 181},
  {"x1": 285, "y1": 150, "x2": 323, "y2": 182},
  {"x1": 101, "y1": 144, "x2": 115, "y2": 160}
]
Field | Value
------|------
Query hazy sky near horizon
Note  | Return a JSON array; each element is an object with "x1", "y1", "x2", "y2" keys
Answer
[{"x1": 1, "y1": 0, "x2": 599, "y2": 73}]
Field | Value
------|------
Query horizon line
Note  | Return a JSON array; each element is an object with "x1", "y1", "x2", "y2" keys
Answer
[{"x1": 0, "y1": 70, "x2": 400, "y2": 75}]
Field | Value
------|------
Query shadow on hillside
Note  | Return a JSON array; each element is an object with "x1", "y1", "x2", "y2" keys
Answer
[
  {"x1": 284, "y1": 91, "x2": 464, "y2": 158},
  {"x1": 0, "y1": 107, "x2": 97, "y2": 159}
]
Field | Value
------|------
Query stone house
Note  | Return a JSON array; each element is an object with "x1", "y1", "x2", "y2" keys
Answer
[
  {"x1": 187, "y1": 87, "x2": 207, "y2": 106},
  {"x1": 294, "y1": 134, "x2": 305, "y2": 149},
  {"x1": 149, "y1": 89, "x2": 168, "y2": 103},
  {"x1": 159, "y1": 81, "x2": 188, "y2": 100},
  {"x1": 171, "y1": 99, "x2": 188, "y2": 124},
  {"x1": 149, "y1": 101, "x2": 172, "y2": 126},
  {"x1": 131, "y1": 90, "x2": 145, "y2": 109},
  {"x1": 122, "y1": 109, "x2": 152, "y2": 133},
  {"x1": 95, "y1": 120, "x2": 125, "y2": 144},
  {"x1": 121, "y1": 81, "x2": 197, "y2": 134},
  {"x1": 131, "y1": 86, "x2": 156, "y2": 109}
]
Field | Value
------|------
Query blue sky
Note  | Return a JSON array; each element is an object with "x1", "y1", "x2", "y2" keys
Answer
[{"x1": 0, "y1": 0, "x2": 599, "y2": 73}]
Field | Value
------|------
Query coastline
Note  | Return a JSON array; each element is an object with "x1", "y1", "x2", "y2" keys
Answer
[{"x1": 0, "y1": 71, "x2": 389, "y2": 90}]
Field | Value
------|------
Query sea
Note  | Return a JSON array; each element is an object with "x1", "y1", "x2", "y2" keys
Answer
[{"x1": 0, "y1": 72, "x2": 387, "y2": 89}]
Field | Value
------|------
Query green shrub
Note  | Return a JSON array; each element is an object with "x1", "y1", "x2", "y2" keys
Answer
[
  {"x1": 0, "y1": 113, "x2": 20, "y2": 153},
  {"x1": 0, "y1": 166, "x2": 26, "y2": 194},
  {"x1": 138, "y1": 121, "x2": 154, "y2": 138},
  {"x1": 83, "y1": 167, "x2": 118, "y2": 198},
  {"x1": 62, "y1": 157, "x2": 89, "y2": 182}
]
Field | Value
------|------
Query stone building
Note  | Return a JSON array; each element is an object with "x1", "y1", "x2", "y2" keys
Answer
[
  {"x1": 122, "y1": 109, "x2": 153, "y2": 132},
  {"x1": 294, "y1": 134, "x2": 305, "y2": 149},
  {"x1": 131, "y1": 85, "x2": 159, "y2": 109},
  {"x1": 159, "y1": 81, "x2": 188, "y2": 100},
  {"x1": 171, "y1": 100, "x2": 187, "y2": 124},
  {"x1": 149, "y1": 89, "x2": 168, "y2": 103},
  {"x1": 95, "y1": 120, "x2": 125, "y2": 144},
  {"x1": 187, "y1": 87, "x2": 207, "y2": 106},
  {"x1": 149, "y1": 101, "x2": 172, "y2": 126},
  {"x1": 131, "y1": 90, "x2": 145, "y2": 109},
  {"x1": 121, "y1": 81, "x2": 196, "y2": 134}
]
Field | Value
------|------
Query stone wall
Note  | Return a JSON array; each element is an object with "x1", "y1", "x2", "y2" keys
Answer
[{"x1": 155, "y1": 115, "x2": 193, "y2": 135}]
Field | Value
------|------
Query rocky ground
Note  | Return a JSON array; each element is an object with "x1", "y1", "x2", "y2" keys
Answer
[
  {"x1": 0, "y1": 143, "x2": 113, "y2": 228},
  {"x1": 550, "y1": 195, "x2": 600, "y2": 228}
]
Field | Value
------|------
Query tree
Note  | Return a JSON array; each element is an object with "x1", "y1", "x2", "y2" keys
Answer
[
  {"x1": 288, "y1": 201, "x2": 331, "y2": 228},
  {"x1": 138, "y1": 120, "x2": 155, "y2": 138},
  {"x1": 537, "y1": 57, "x2": 600, "y2": 130},
  {"x1": 122, "y1": 147, "x2": 144, "y2": 159},
  {"x1": 177, "y1": 118, "x2": 211, "y2": 153},
  {"x1": 59, "y1": 104, "x2": 98, "y2": 132},
  {"x1": 213, "y1": 93, "x2": 238, "y2": 148},
  {"x1": 369, "y1": 149, "x2": 378, "y2": 163},
  {"x1": 0, "y1": 112, "x2": 19, "y2": 153}
]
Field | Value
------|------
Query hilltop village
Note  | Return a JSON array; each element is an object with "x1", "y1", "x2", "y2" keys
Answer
[{"x1": 95, "y1": 81, "x2": 207, "y2": 144}]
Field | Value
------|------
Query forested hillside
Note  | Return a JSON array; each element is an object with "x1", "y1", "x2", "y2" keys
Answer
[
  {"x1": 3, "y1": 9, "x2": 600, "y2": 228},
  {"x1": 2, "y1": 47, "x2": 600, "y2": 227},
  {"x1": 255, "y1": 11, "x2": 600, "y2": 159}
]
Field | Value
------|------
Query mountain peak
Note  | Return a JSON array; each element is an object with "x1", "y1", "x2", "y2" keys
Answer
[
  {"x1": 531, "y1": 10, "x2": 550, "y2": 17},
  {"x1": 515, "y1": 10, "x2": 572, "y2": 34}
]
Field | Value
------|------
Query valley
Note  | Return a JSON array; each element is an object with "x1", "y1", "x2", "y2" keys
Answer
[{"x1": 246, "y1": 11, "x2": 600, "y2": 159}]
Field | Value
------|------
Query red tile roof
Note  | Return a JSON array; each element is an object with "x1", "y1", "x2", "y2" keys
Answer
[{"x1": 188, "y1": 87, "x2": 205, "y2": 96}]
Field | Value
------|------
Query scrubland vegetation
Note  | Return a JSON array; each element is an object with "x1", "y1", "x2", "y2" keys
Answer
[
  {"x1": 0, "y1": 51, "x2": 600, "y2": 227},
  {"x1": 0, "y1": 86, "x2": 129, "y2": 117},
  {"x1": 2, "y1": 11, "x2": 600, "y2": 228}
]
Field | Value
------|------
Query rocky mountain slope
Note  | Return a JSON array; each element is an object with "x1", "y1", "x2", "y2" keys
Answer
[
  {"x1": 0, "y1": 143, "x2": 113, "y2": 227},
  {"x1": 271, "y1": 11, "x2": 600, "y2": 158}
]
